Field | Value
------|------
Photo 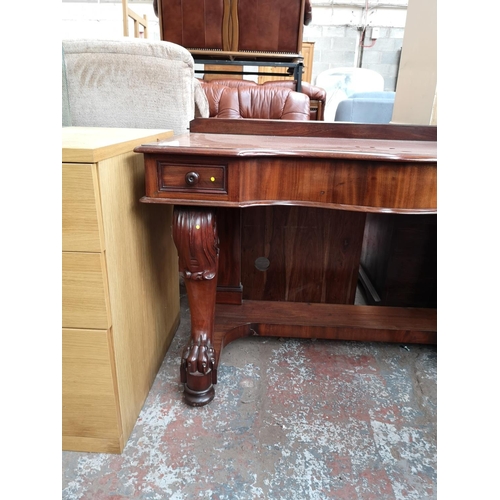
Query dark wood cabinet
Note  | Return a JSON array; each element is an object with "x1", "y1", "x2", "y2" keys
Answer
[{"x1": 155, "y1": 0, "x2": 305, "y2": 58}]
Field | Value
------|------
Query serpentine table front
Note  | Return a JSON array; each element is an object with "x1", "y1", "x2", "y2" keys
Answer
[{"x1": 136, "y1": 119, "x2": 437, "y2": 407}]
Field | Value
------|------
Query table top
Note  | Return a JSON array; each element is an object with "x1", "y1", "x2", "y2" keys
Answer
[
  {"x1": 139, "y1": 128, "x2": 437, "y2": 214},
  {"x1": 137, "y1": 132, "x2": 437, "y2": 163},
  {"x1": 62, "y1": 127, "x2": 174, "y2": 163}
]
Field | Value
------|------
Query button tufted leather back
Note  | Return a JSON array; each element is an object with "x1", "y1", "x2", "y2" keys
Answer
[
  {"x1": 206, "y1": 86, "x2": 310, "y2": 120},
  {"x1": 199, "y1": 79, "x2": 325, "y2": 120}
]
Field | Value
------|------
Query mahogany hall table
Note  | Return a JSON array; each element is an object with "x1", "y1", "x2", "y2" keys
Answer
[{"x1": 136, "y1": 119, "x2": 437, "y2": 407}]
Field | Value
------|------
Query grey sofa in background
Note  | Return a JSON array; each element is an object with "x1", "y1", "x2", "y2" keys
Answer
[{"x1": 334, "y1": 91, "x2": 396, "y2": 124}]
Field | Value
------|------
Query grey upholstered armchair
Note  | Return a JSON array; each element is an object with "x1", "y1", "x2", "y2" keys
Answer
[{"x1": 62, "y1": 38, "x2": 209, "y2": 135}]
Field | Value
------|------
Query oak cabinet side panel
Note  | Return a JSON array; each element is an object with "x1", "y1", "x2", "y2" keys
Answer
[{"x1": 97, "y1": 151, "x2": 180, "y2": 441}]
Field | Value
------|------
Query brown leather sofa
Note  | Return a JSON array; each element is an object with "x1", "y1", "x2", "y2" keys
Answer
[
  {"x1": 199, "y1": 79, "x2": 326, "y2": 120},
  {"x1": 200, "y1": 84, "x2": 310, "y2": 120}
]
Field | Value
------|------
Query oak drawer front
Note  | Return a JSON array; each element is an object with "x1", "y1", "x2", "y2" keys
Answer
[
  {"x1": 62, "y1": 252, "x2": 110, "y2": 329},
  {"x1": 62, "y1": 163, "x2": 103, "y2": 253},
  {"x1": 158, "y1": 162, "x2": 227, "y2": 194},
  {"x1": 62, "y1": 328, "x2": 121, "y2": 451}
]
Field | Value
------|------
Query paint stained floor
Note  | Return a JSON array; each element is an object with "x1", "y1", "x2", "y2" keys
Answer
[{"x1": 62, "y1": 288, "x2": 437, "y2": 499}]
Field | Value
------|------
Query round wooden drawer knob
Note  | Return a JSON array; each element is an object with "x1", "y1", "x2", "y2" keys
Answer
[{"x1": 185, "y1": 171, "x2": 200, "y2": 186}]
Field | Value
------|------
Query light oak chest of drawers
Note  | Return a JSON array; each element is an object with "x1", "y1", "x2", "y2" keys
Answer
[{"x1": 62, "y1": 127, "x2": 179, "y2": 453}]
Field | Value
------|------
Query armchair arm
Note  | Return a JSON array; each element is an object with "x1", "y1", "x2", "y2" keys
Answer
[{"x1": 193, "y1": 79, "x2": 210, "y2": 118}]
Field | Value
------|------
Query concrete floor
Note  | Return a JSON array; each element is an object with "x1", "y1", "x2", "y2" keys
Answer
[{"x1": 62, "y1": 288, "x2": 437, "y2": 499}]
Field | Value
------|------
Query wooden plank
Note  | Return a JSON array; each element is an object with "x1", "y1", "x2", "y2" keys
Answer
[
  {"x1": 189, "y1": 118, "x2": 437, "y2": 141},
  {"x1": 216, "y1": 300, "x2": 436, "y2": 330},
  {"x1": 213, "y1": 300, "x2": 437, "y2": 349}
]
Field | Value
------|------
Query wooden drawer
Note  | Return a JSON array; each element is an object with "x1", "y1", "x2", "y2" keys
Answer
[
  {"x1": 62, "y1": 328, "x2": 122, "y2": 453},
  {"x1": 62, "y1": 252, "x2": 110, "y2": 329},
  {"x1": 158, "y1": 161, "x2": 227, "y2": 194},
  {"x1": 62, "y1": 163, "x2": 103, "y2": 253}
]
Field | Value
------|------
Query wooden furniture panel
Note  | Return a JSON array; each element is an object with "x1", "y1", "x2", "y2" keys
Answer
[
  {"x1": 215, "y1": 208, "x2": 243, "y2": 304},
  {"x1": 62, "y1": 252, "x2": 110, "y2": 330},
  {"x1": 62, "y1": 328, "x2": 122, "y2": 454},
  {"x1": 157, "y1": 0, "x2": 305, "y2": 55},
  {"x1": 62, "y1": 127, "x2": 179, "y2": 453},
  {"x1": 61, "y1": 127, "x2": 171, "y2": 163},
  {"x1": 62, "y1": 163, "x2": 103, "y2": 253},
  {"x1": 97, "y1": 148, "x2": 182, "y2": 438},
  {"x1": 258, "y1": 41, "x2": 314, "y2": 84},
  {"x1": 301, "y1": 41, "x2": 314, "y2": 84},
  {"x1": 156, "y1": 1, "x2": 309, "y2": 87},
  {"x1": 241, "y1": 206, "x2": 365, "y2": 303},
  {"x1": 142, "y1": 138, "x2": 437, "y2": 212},
  {"x1": 203, "y1": 65, "x2": 244, "y2": 81},
  {"x1": 189, "y1": 117, "x2": 437, "y2": 141}
]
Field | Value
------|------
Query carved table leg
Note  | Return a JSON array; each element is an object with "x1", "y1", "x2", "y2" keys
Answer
[{"x1": 172, "y1": 207, "x2": 219, "y2": 406}]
